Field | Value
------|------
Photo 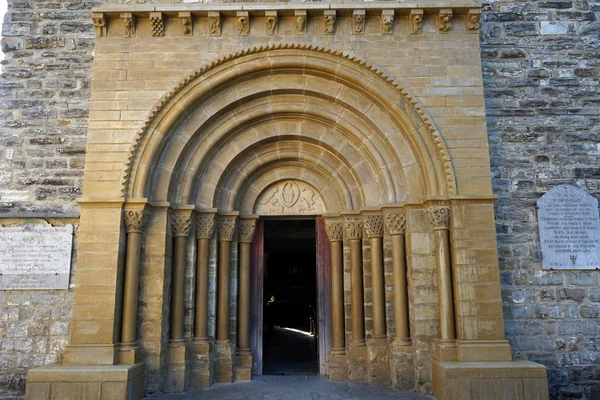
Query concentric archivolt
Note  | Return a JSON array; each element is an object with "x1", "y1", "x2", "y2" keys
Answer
[{"x1": 122, "y1": 43, "x2": 457, "y2": 201}]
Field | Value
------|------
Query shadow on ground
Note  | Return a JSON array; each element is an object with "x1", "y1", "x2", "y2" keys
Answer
[{"x1": 149, "y1": 375, "x2": 434, "y2": 400}]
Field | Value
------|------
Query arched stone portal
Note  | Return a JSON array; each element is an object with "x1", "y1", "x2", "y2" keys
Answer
[{"x1": 25, "y1": 5, "x2": 548, "y2": 400}]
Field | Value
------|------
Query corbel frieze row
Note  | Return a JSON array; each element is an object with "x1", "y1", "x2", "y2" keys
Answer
[{"x1": 91, "y1": 8, "x2": 482, "y2": 38}]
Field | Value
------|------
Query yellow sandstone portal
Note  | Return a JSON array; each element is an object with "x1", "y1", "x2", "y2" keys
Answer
[{"x1": 26, "y1": 3, "x2": 549, "y2": 400}]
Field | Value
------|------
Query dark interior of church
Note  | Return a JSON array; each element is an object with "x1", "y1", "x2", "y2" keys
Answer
[{"x1": 262, "y1": 219, "x2": 319, "y2": 375}]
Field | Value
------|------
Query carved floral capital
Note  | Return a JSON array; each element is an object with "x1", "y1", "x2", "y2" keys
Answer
[
  {"x1": 385, "y1": 211, "x2": 407, "y2": 235},
  {"x1": 325, "y1": 222, "x2": 344, "y2": 242},
  {"x1": 124, "y1": 208, "x2": 150, "y2": 233},
  {"x1": 195, "y1": 214, "x2": 215, "y2": 240},
  {"x1": 364, "y1": 214, "x2": 384, "y2": 238},
  {"x1": 171, "y1": 211, "x2": 193, "y2": 237},
  {"x1": 218, "y1": 217, "x2": 237, "y2": 242},
  {"x1": 426, "y1": 206, "x2": 450, "y2": 230},
  {"x1": 344, "y1": 216, "x2": 363, "y2": 240},
  {"x1": 239, "y1": 220, "x2": 257, "y2": 243}
]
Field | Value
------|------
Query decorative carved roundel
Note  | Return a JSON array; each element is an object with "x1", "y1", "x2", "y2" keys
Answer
[{"x1": 254, "y1": 180, "x2": 327, "y2": 215}]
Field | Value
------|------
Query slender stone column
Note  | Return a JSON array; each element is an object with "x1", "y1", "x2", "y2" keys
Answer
[
  {"x1": 191, "y1": 212, "x2": 215, "y2": 387},
  {"x1": 167, "y1": 208, "x2": 193, "y2": 392},
  {"x1": 119, "y1": 206, "x2": 150, "y2": 364},
  {"x1": 325, "y1": 218, "x2": 347, "y2": 381},
  {"x1": 344, "y1": 216, "x2": 365, "y2": 345},
  {"x1": 215, "y1": 214, "x2": 237, "y2": 384},
  {"x1": 427, "y1": 206, "x2": 456, "y2": 361},
  {"x1": 235, "y1": 217, "x2": 257, "y2": 382},
  {"x1": 384, "y1": 210, "x2": 410, "y2": 345},
  {"x1": 364, "y1": 213, "x2": 386, "y2": 339}
]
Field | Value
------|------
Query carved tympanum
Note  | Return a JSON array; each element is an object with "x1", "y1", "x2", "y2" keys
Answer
[
  {"x1": 410, "y1": 10, "x2": 423, "y2": 34},
  {"x1": 124, "y1": 208, "x2": 150, "y2": 233},
  {"x1": 218, "y1": 218, "x2": 237, "y2": 242},
  {"x1": 255, "y1": 180, "x2": 326, "y2": 215},
  {"x1": 381, "y1": 10, "x2": 394, "y2": 35},
  {"x1": 195, "y1": 215, "x2": 215, "y2": 240},
  {"x1": 426, "y1": 206, "x2": 450, "y2": 230},
  {"x1": 364, "y1": 214, "x2": 384, "y2": 238},
  {"x1": 239, "y1": 220, "x2": 257, "y2": 243},
  {"x1": 171, "y1": 212, "x2": 193, "y2": 237},
  {"x1": 344, "y1": 217, "x2": 363, "y2": 240},
  {"x1": 385, "y1": 211, "x2": 407, "y2": 235},
  {"x1": 325, "y1": 222, "x2": 344, "y2": 242}
]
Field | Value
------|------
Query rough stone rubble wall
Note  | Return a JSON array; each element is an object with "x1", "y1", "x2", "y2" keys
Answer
[{"x1": 0, "y1": 1, "x2": 598, "y2": 399}]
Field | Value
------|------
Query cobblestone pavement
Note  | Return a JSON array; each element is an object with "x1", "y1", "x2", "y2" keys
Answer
[{"x1": 150, "y1": 376, "x2": 434, "y2": 400}]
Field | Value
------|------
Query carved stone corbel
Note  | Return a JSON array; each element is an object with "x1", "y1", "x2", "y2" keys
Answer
[
  {"x1": 438, "y1": 9, "x2": 453, "y2": 33},
  {"x1": 295, "y1": 10, "x2": 307, "y2": 35},
  {"x1": 150, "y1": 12, "x2": 164, "y2": 37},
  {"x1": 324, "y1": 10, "x2": 336, "y2": 35},
  {"x1": 121, "y1": 12, "x2": 135, "y2": 38},
  {"x1": 381, "y1": 10, "x2": 394, "y2": 35},
  {"x1": 410, "y1": 9, "x2": 423, "y2": 34},
  {"x1": 265, "y1": 11, "x2": 278, "y2": 36},
  {"x1": 92, "y1": 13, "x2": 106, "y2": 38},
  {"x1": 467, "y1": 9, "x2": 481, "y2": 32},
  {"x1": 179, "y1": 12, "x2": 192, "y2": 36},
  {"x1": 353, "y1": 10, "x2": 365, "y2": 35},
  {"x1": 237, "y1": 11, "x2": 250, "y2": 36},
  {"x1": 208, "y1": 12, "x2": 221, "y2": 36}
]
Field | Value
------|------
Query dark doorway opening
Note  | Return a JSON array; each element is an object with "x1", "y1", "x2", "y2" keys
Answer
[{"x1": 262, "y1": 219, "x2": 319, "y2": 375}]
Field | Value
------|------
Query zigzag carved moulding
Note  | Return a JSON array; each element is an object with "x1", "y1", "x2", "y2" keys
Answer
[{"x1": 121, "y1": 44, "x2": 457, "y2": 199}]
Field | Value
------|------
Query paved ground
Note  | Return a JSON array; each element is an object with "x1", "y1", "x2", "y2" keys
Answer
[{"x1": 150, "y1": 376, "x2": 434, "y2": 400}]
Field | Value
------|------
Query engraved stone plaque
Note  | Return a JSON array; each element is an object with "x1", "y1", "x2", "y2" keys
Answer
[
  {"x1": 537, "y1": 185, "x2": 600, "y2": 270},
  {"x1": 0, "y1": 224, "x2": 74, "y2": 290}
]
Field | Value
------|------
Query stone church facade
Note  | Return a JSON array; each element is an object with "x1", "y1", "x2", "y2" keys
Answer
[{"x1": 0, "y1": 1, "x2": 598, "y2": 400}]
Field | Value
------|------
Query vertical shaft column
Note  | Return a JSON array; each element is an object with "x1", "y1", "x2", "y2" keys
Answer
[
  {"x1": 427, "y1": 206, "x2": 456, "y2": 361},
  {"x1": 343, "y1": 216, "x2": 365, "y2": 345},
  {"x1": 234, "y1": 217, "x2": 257, "y2": 382},
  {"x1": 384, "y1": 210, "x2": 410, "y2": 344},
  {"x1": 325, "y1": 220, "x2": 345, "y2": 351},
  {"x1": 120, "y1": 206, "x2": 150, "y2": 364},
  {"x1": 193, "y1": 213, "x2": 216, "y2": 342},
  {"x1": 216, "y1": 215, "x2": 237, "y2": 342},
  {"x1": 170, "y1": 210, "x2": 193, "y2": 343},
  {"x1": 364, "y1": 213, "x2": 387, "y2": 339}
]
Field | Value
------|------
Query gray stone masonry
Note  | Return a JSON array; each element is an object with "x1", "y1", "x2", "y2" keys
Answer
[{"x1": 0, "y1": 0, "x2": 599, "y2": 399}]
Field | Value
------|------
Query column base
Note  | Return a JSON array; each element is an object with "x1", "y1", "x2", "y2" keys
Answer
[
  {"x1": 63, "y1": 344, "x2": 118, "y2": 366},
  {"x1": 329, "y1": 348, "x2": 347, "y2": 381},
  {"x1": 214, "y1": 340, "x2": 234, "y2": 383},
  {"x1": 367, "y1": 338, "x2": 391, "y2": 386},
  {"x1": 390, "y1": 340, "x2": 414, "y2": 390},
  {"x1": 456, "y1": 339, "x2": 512, "y2": 362},
  {"x1": 234, "y1": 349, "x2": 253, "y2": 382},
  {"x1": 432, "y1": 360, "x2": 549, "y2": 400},
  {"x1": 166, "y1": 340, "x2": 189, "y2": 392},
  {"x1": 347, "y1": 341, "x2": 368, "y2": 383},
  {"x1": 434, "y1": 338, "x2": 457, "y2": 361},
  {"x1": 191, "y1": 338, "x2": 213, "y2": 388},
  {"x1": 119, "y1": 344, "x2": 142, "y2": 365},
  {"x1": 25, "y1": 362, "x2": 145, "y2": 400}
]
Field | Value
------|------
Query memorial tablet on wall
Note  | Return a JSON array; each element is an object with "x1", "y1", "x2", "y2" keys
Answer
[
  {"x1": 537, "y1": 185, "x2": 600, "y2": 270},
  {"x1": 0, "y1": 224, "x2": 74, "y2": 290}
]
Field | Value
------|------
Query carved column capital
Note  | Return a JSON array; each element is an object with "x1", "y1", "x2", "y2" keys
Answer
[
  {"x1": 364, "y1": 214, "x2": 384, "y2": 238},
  {"x1": 238, "y1": 219, "x2": 257, "y2": 243},
  {"x1": 123, "y1": 207, "x2": 150, "y2": 233},
  {"x1": 426, "y1": 206, "x2": 450, "y2": 230},
  {"x1": 195, "y1": 214, "x2": 216, "y2": 240},
  {"x1": 171, "y1": 210, "x2": 193, "y2": 238},
  {"x1": 325, "y1": 221, "x2": 344, "y2": 242},
  {"x1": 217, "y1": 216, "x2": 237, "y2": 242},
  {"x1": 344, "y1": 216, "x2": 363, "y2": 240},
  {"x1": 385, "y1": 210, "x2": 407, "y2": 235}
]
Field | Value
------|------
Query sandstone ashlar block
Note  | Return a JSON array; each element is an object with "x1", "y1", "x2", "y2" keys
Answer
[
  {"x1": 191, "y1": 340, "x2": 212, "y2": 388},
  {"x1": 390, "y1": 341, "x2": 415, "y2": 390},
  {"x1": 347, "y1": 344, "x2": 368, "y2": 383},
  {"x1": 329, "y1": 350, "x2": 348, "y2": 381},
  {"x1": 214, "y1": 341, "x2": 234, "y2": 384},
  {"x1": 367, "y1": 338, "x2": 391, "y2": 386},
  {"x1": 166, "y1": 342, "x2": 189, "y2": 392}
]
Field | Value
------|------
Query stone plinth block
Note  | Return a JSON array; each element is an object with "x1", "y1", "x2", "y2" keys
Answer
[
  {"x1": 191, "y1": 340, "x2": 212, "y2": 388},
  {"x1": 166, "y1": 342, "x2": 189, "y2": 392},
  {"x1": 119, "y1": 346, "x2": 141, "y2": 365},
  {"x1": 367, "y1": 339, "x2": 390, "y2": 386},
  {"x1": 432, "y1": 360, "x2": 549, "y2": 400},
  {"x1": 329, "y1": 351, "x2": 348, "y2": 381},
  {"x1": 25, "y1": 363, "x2": 145, "y2": 400},
  {"x1": 234, "y1": 350, "x2": 253, "y2": 382},
  {"x1": 214, "y1": 341, "x2": 234, "y2": 384},
  {"x1": 347, "y1": 345, "x2": 368, "y2": 383},
  {"x1": 390, "y1": 341, "x2": 414, "y2": 390}
]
